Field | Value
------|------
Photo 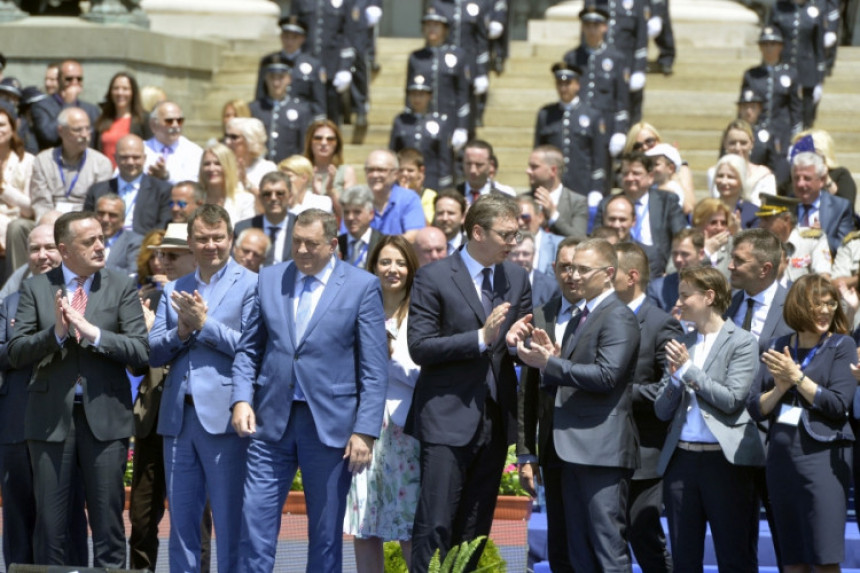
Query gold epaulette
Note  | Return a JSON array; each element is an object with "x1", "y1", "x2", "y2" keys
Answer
[{"x1": 841, "y1": 230, "x2": 860, "y2": 245}]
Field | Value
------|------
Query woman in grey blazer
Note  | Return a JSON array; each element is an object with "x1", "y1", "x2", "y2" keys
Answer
[
  {"x1": 749, "y1": 274, "x2": 855, "y2": 572},
  {"x1": 655, "y1": 266, "x2": 765, "y2": 572}
]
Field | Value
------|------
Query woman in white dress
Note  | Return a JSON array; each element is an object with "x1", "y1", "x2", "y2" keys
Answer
[{"x1": 344, "y1": 235, "x2": 421, "y2": 572}]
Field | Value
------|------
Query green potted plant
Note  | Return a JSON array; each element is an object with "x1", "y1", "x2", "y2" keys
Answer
[{"x1": 494, "y1": 445, "x2": 532, "y2": 520}]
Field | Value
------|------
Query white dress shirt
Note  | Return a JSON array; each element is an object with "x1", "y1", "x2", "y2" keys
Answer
[{"x1": 732, "y1": 280, "x2": 779, "y2": 341}]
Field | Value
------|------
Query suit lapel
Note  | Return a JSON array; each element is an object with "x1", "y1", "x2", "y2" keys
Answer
[
  {"x1": 702, "y1": 321, "x2": 733, "y2": 372},
  {"x1": 562, "y1": 293, "x2": 613, "y2": 358},
  {"x1": 543, "y1": 297, "x2": 563, "y2": 344},
  {"x1": 818, "y1": 193, "x2": 832, "y2": 235},
  {"x1": 296, "y1": 259, "x2": 345, "y2": 348},
  {"x1": 493, "y1": 263, "x2": 511, "y2": 306},
  {"x1": 451, "y1": 253, "x2": 486, "y2": 322},
  {"x1": 759, "y1": 285, "x2": 786, "y2": 343},
  {"x1": 206, "y1": 260, "x2": 241, "y2": 312},
  {"x1": 282, "y1": 263, "x2": 298, "y2": 348},
  {"x1": 83, "y1": 270, "x2": 105, "y2": 321}
]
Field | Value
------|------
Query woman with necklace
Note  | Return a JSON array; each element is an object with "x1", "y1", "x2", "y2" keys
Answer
[{"x1": 749, "y1": 274, "x2": 855, "y2": 573}]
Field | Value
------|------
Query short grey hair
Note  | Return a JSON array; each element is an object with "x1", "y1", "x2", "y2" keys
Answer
[
  {"x1": 57, "y1": 107, "x2": 87, "y2": 129},
  {"x1": 96, "y1": 192, "x2": 126, "y2": 212},
  {"x1": 340, "y1": 185, "x2": 374, "y2": 211},
  {"x1": 792, "y1": 151, "x2": 828, "y2": 179}
]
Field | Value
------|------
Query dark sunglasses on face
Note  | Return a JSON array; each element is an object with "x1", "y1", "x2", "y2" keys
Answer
[{"x1": 169, "y1": 200, "x2": 188, "y2": 208}]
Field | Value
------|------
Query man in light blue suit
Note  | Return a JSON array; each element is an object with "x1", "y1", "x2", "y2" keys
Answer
[
  {"x1": 231, "y1": 208, "x2": 389, "y2": 572},
  {"x1": 149, "y1": 204, "x2": 257, "y2": 572}
]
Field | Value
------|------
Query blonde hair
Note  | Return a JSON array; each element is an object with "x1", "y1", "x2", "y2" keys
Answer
[
  {"x1": 139, "y1": 85, "x2": 167, "y2": 113},
  {"x1": 711, "y1": 153, "x2": 751, "y2": 202},
  {"x1": 228, "y1": 117, "x2": 267, "y2": 160},
  {"x1": 278, "y1": 154, "x2": 314, "y2": 180},
  {"x1": 624, "y1": 121, "x2": 661, "y2": 154},
  {"x1": 199, "y1": 142, "x2": 240, "y2": 201}
]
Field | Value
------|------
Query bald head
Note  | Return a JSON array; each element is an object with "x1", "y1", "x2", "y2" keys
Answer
[
  {"x1": 116, "y1": 134, "x2": 146, "y2": 181},
  {"x1": 413, "y1": 226, "x2": 448, "y2": 266}
]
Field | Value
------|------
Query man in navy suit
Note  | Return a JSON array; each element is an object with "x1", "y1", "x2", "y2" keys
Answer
[
  {"x1": 646, "y1": 228, "x2": 706, "y2": 313},
  {"x1": 614, "y1": 242, "x2": 682, "y2": 572},
  {"x1": 29, "y1": 60, "x2": 100, "y2": 150},
  {"x1": 408, "y1": 194, "x2": 533, "y2": 572},
  {"x1": 233, "y1": 172, "x2": 297, "y2": 268},
  {"x1": 149, "y1": 204, "x2": 257, "y2": 572},
  {"x1": 84, "y1": 135, "x2": 172, "y2": 236},
  {"x1": 231, "y1": 209, "x2": 389, "y2": 572},
  {"x1": 791, "y1": 151, "x2": 854, "y2": 253}
]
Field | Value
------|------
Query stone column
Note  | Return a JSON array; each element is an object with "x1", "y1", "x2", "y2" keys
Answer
[
  {"x1": 0, "y1": 0, "x2": 26, "y2": 23},
  {"x1": 82, "y1": 0, "x2": 149, "y2": 27},
  {"x1": 140, "y1": 0, "x2": 280, "y2": 40}
]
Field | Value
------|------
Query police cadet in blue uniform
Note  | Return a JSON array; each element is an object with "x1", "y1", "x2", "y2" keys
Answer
[
  {"x1": 646, "y1": 0, "x2": 675, "y2": 76},
  {"x1": 345, "y1": 0, "x2": 382, "y2": 128},
  {"x1": 431, "y1": 0, "x2": 492, "y2": 131},
  {"x1": 407, "y1": 9, "x2": 471, "y2": 154},
  {"x1": 488, "y1": 0, "x2": 509, "y2": 74},
  {"x1": 250, "y1": 55, "x2": 313, "y2": 164},
  {"x1": 736, "y1": 90, "x2": 791, "y2": 188},
  {"x1": 594, "y1": 0, "x2": 648, "y2": 125},
  {"x1": 254, "y1": 17, "x2": 327, "y2": 123},
  {"x1": 741, "y1": 26, "x2": 802, "y2": 156},
  {"x1": 534, "y1": 63, "x2": 607, "y2": 202},
  {"x1": 766, "y1": 0, "x2": 826, "y2": 128},
  {"x1": 290, "y1": 0, "x2": 358, "y2": 125},
  {"x1": 564, "y1": 6, "x2": 630, "y2": 162},
  {"x1": 389, "y1": 76, "x2": 454, "y2": 190}
]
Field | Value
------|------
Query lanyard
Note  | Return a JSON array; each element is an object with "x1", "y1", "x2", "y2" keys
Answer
[
  {"x1": 54, "y1": 148, "x2": 87, "y2": 198},
  {"x1": 793, "y1": 332, "x2": 829, "y2": 372}
]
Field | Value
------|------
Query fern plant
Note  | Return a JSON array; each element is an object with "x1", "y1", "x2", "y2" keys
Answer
[{"x1": 427, "y1": 536, "x2": 504, "y2": 573}]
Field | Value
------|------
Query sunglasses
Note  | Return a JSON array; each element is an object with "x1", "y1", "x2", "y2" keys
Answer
[
  {"x1": 261, "y1": 191, "x2": 287, "y2": 198},
  {"x1": 225, "y1": 133, "x2": 242, "y2": 141},
  {"x1": 313, "y1": 135, "x2": 336, "y2": 142},
  {"x1": 169, "y1": 200, "x2": 188, "y2": 208},
  {"x1": 163, "y1": 117, "x2": 185, "y2": 126}
]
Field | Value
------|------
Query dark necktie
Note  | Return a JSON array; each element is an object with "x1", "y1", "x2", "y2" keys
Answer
[
  {"x1": 481, "y1": 267, "x2": 493, "y2": 318},
  {"x1": 561, "y1": 306, "x2": 589, "y2": 357},
  {"x1": 266, "y1": 226, "x2": 280, "y2": 265},
  {"x1": 801, "y1": 204, "x2": 812, "y2": 227},
  {"x1": 741, "y1": 297, "x2": 755, "y2": 332},
  {"x1": 561, "y1": 306, "x2": 582, "y2": 346}
]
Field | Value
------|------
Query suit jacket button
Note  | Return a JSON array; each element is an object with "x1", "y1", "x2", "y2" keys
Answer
[{"x1": 703, "y1": 412, "x2": 710, "y2": 418}]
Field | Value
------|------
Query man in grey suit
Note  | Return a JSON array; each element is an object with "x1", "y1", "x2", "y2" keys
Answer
[
  {"x1": 517, "y1": 235, "x2": 582, "y2": 573},
  {"x1": 84, "y1": 134, "x2": 173, "y2": 236},
  {"x1": 517, "y1": 237, "x2": 640, "y2": 571},
  {"x1": 7, "y1": 210, "x2": 149, "y2": 566},
  {"x1": 528, "y1": 145, "x2": 588, "y2": 240},
  {"x1": 97, "y1": 194, "x2": 142, "y2": 275}
]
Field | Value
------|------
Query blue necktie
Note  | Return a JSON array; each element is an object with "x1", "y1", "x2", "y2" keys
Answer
[{"x1": 295, "y1": 275, "x2": 316, "y2": 342}]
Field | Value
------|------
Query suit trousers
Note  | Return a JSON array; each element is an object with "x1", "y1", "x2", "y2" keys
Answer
[
  {"x1": 541, "y1": 437, "x2": 575, "y2": 573},
  {"x1": 627, "y1": 477, "x2": 672, "y2": 573},
  {"x1": 239, "y1": 401, "x2": 352, "y2": 573},
  {"x1": 411, "y1": 399, "x2": 508, "y2": 573},
  {"x1": 663, "y1": 449, "x2": 759, "y2": 573},
  {"x1": 1, "y1": 442, "x2": 36, "y2": 565},
  {"x1": 28, "y1": 404, "x2": 128, "y2": 567},
  {"x1": 130, "y1": 419, "x2": 215, "y2": 572},
  {"x1": 163, "y1": 404, "x2": 247, "y2": 573},
  {"x1": 560, "y1": 462, "x2": 634, "y2": 573}
]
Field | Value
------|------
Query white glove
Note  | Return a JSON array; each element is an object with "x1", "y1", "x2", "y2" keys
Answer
[
  {"x1": 647, "y1": 16, "x2": 663, "y2": 39},
  {"x1": 488, "y1": 21, "x2": 504, "y2": 40},
  {"x1": 451, "y1": 128, "x2": 468, "y2": 150},
  {"x1": 473, "y1": 75, "x2": 489, "y2": 95},
  {"x1": 365, "y1": 5, "x2": 382, "y2": 27},
  {"x1": 333, "y1": 70, "x2": 353, "y2": 93},
  {"x1": 813, "y1": 84, "x2": 823, "y2": 104},
  {"x1": 824, "y1": 31, "x2": 837, "y2": 48},
  {"x1": 629, "y1": 71, "x2": 646, "y2": 92},
  {"x1": 609, "y1": 133, "x2": 627, "y2": 157},
  {"x1": 587, "y1": 190, "x2": 604, "y2": 208}
]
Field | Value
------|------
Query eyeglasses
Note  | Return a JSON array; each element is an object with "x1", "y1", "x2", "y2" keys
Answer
[
  {"x1": 163, "y1": 117, "x2": 185, "y2": 126},
  {"x1": 224, "y1": 133, "x2": 242, "y2": 141},
  {"x1": 632, "y1": 137, "x2": 657, "y2": 151},
  {"x1": 158, "y1": 251, "x2": 189, "y2": 261},
  {"x1": 261, "y1": 190, "x2": 287, "y2": 198},
  {"x1": 517, "y1": 213, "x2": 532, "y2": 222},
  {"x1": 169, "y1": 200, "x2": 188, "y2": 208},
  {"x1": 813, "y1": 300, "x2": 840, "y2": 312},
  {"x1": 486, "y1": 228, "x2": 523, "y2": 244},
  {"x1": 365, "y1": 166, "x2": 396, "y2": 174},
  {"x1": 559, "y1": 264, "x2": 608, "y2": 277},
  {"x1": 313, "y1": 135, "x2": 337, "y2": 142}
]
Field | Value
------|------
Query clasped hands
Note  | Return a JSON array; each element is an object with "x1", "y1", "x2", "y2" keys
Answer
[
  {"x1": 761, "y1": 346, "x2": 803, "y2": 393},
  {"x1": 171, "y1": 290, "x2": 207, "y2": 340},
  {"x1": 54, "y1": 289, "x2": 99, "y2": 343},
  {"x1": 664, "y1": 339, "x2": 690, "y2": 376},
  {"x1": 515, "y1": 328, "x2": 559, "y2": 370}
]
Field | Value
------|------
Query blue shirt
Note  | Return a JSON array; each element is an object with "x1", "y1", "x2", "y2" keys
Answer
[{"x1": 370, "y1": 184, "x2": 426, "y2": 236}]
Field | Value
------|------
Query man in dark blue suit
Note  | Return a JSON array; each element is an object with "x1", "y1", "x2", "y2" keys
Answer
[
  {"x1": 408, "y1": 194, "x2": 533, "y2": 572},
  {"x1": 791, "y1": 151, "x2": 854, "y2": 253},
  {"x1": 508, "y1": 231, "x2": 560, "y2": 307},
  {"x1": 231, "y1": 209, "x2": 389, "y2": 572},
  {"x1": 233, "y1": 172, "x2": 297, "y2": 267},
  {"x1": 29, "y1": 60, "x2": 100, "y2": 150},
  {"x1": 84, "y1": 135, "x2": 172, "y2": 236},
  {"x1": 0, "y1": 224, "x2": 88, "y2": 567},
  {"x1": 614, "y1": 242, "x2": 682, "y2": 572}
]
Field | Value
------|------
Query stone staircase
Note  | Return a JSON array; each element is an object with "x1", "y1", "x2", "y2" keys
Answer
[{"x1": 184, "y1": 1, "x2": 860, "y2": 195}]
